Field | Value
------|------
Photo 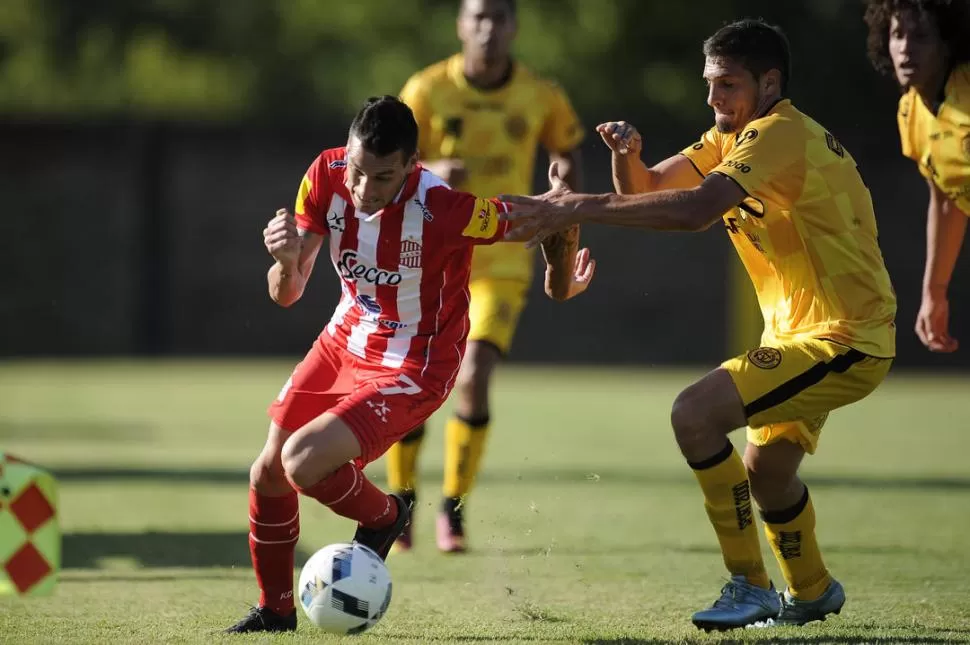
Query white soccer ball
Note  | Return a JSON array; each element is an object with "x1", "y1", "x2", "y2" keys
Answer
[{"x1": 298, "y1": 542, "x2": 393, "y2": 634}]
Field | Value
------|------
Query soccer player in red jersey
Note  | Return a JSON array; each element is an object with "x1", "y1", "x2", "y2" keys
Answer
[{"x1": 225, "y1": 95, "x2": 595, "y2": 633}]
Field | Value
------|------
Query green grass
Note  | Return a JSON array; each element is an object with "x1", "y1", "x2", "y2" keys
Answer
[{"x1": 1, "y1": 360, "x2": 970, "y2": 644}]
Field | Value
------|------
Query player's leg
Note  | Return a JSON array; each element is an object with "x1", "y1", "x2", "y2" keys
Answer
[
  {"x1": 721, "y1": 339, "x2": 891, "y2": 628},
  {"x1": 281, "y1": 412, "x2": 407, "y2": 559},
  {"x1": 226, "y1": 338, "x2": 350, "y2": 633},
  {"x1": 225, "y1": 423, "x2": 300, "y2": 633},
  {"x1": 743, "y1": 433, "x2": 845, "y2": 625},
  {"x1": 384, "y1": 423, "x2": 425, "y2": 551},
  {"x1": 439, "y1": 279, "x2": 526, "y2": 552},
  {"x1": 670, "y1": 368, "x2": 782, "y2": 631},
  {"x1": 287, "y1": 367, "x2": 449, "y2": 560}
]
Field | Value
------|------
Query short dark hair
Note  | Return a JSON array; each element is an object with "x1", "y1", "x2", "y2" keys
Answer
[
  {"x1": 864, "y1": 0, "x2": 970, "y2": 77},
  {"x1": 703, "y1": 19, "x2": 792, "y2": 94},
  {"x1": 348, "y1": 95, "x2": 418, "y2": 159},
  {"x1": 460, "y1": 0, "x2": 516, "y2": 15}
]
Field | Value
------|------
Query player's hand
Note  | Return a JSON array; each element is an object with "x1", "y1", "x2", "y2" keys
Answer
[
  {"x1": 264, "y1": 208, "x2": 302, "y2": 268},
  {"x1": 596, "y1": 121, "x2": 642, "y2": 156},
  {"x1": 916, "y1": 292, "x2": 959, "y2": 352},
  {"x1": 568, "y1": 247, "x2": 596, "y2": 297},
  {"x1": 425, "y1": 159, "x2": 468, "y2": 188},
  {"x1": 499, "y1": 163, "x2": 587, "y2": 248}
]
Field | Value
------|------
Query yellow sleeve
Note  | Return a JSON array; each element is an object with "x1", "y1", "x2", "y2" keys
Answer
[
  {"x1": 711, "y1": 117, "x2": 803, "y2": 197},
  {"x1": 400, "y1": 73, "x2": 434, "y2": 159},
  {"x1": 539, "y1": 81, "x2": 584, "y2": 153},
  {"x1": 897, "y1": 91, "x2": 923, "y2": 170},
  {"x1": 679, "y1": 127, "x2": 722, "y2": 177}
]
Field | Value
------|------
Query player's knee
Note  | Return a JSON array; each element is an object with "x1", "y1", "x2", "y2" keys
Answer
[
  {"x1": 743, "y1": 450, "x2": 797, "y2": 501},
  {"x1": 455, "y1": 362, "x2": 490, "y2": 413},
  {"x1": 670, "y1": 388, "x2": 708, "y2": 443},
  {"x1": 279, "y1": 435, "x2": 318, "y2": 489},
  {"x1": 249, "y1": 456, "x2": 289, "y2": 495}
]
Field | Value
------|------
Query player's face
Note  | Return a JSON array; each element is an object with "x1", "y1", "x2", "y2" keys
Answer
[
  {"x1": 888, "y1": 9, "x2": 947, "y2": 90},
  {"x1": 703, "y1": 57, "x2": 777, "y2": 134},
  {"x1": 344, "y1": 136, "x2": 417, "y2": 215},
  {"x1": 458, "y1": 0, "x2": 516, "y2": 65}
]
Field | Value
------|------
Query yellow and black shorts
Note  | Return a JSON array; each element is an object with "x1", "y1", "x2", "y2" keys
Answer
[
  {"x1": 467, "y1": 279, "x2": 529, "y2": 355},
  {"x1": 722, "y1": 338, "x2": 892, "y2": 454}
]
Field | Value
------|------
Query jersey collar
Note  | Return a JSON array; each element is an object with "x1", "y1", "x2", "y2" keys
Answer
[{"x1": 447, "y1": 53, "x2": 518, "y2": 94}]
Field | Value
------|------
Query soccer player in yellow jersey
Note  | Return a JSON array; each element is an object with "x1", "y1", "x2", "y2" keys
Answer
[
  {"x1": 865, "y1": 0, "x2": 970, "y2": 353},
  {"x1": 501, "y1": 19, "x2": 897, "y2": 630},
  {"x1": 388, "y1": 0, "x2": 585, "y2": 553}
]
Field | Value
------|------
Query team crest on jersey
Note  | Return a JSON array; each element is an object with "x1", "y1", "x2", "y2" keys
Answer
[
  {"x1": 400, "y1": 238, "x2": 422, "y2": 269},
  {"x1": 329, "y1": 159, "x2": 347, "y2": 169},
  {"x1": 747, "y1": 347, "x2": 782, "y2": 370},
  {"x1": 505, "y1": 114, "x2": 528, "y2": 141},
  {"x1": 962, "y1": 133, "x2": 970, "y2": 160},
  {"x1": 735, "y1": 128, "x2": 758, "y2": 145}
]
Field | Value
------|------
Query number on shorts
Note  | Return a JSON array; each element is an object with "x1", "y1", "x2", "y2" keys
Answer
[{"x1": 377, "y1": 374, "x2": 422, "y2": 396}]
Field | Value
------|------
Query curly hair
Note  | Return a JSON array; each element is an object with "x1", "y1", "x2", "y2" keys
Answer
[{"x1": 864, "y1": 0, "x2": 970, "y2": 76}]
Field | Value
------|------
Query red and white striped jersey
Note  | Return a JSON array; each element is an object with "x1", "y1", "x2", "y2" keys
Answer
[{"x1": 293, "y1": 147, "x2": 511, "y2": 386}]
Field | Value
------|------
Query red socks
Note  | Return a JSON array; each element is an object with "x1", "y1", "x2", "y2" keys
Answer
[
  {"x1": 248, "y1": 464, "x2": 394, "y2": 615},
  {"x1": 248, "y1": 489, "x2": 299, "y2": 615},
  {"x1": 292, "y1": 462, "x2": 398, "y2": 529}
]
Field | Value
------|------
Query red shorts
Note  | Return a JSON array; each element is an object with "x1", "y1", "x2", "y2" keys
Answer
[{"x1": 268, "y1": 335, "x2": 454, "y2": 465}]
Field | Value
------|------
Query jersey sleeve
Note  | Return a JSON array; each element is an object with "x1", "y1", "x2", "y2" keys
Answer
[
  {"x1": 711, "y1": 118, "x2": 801, "y2": 197},
  {"x1": 896, "y1": 91, "x2": 925, "y2": 173},
  {"x1": 400, "y1": 73, "x2": 435, "y2": 161},
  {"x1": 293, "y1": 155, "x2": 329, "y2": 235},
  {"x1": 679, "y1": 127, "x2": 723, "y2": 177},
  {"x1": 427, "y1": 186, "x2": 511, "y2": 246},
  {"x1": 539, "y1": 81, "x2": 585, "y2": 154}
]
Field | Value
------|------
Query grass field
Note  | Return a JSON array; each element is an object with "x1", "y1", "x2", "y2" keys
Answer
[{"x1": 1, "y1": 360, "x2": 970, "y2": 644}]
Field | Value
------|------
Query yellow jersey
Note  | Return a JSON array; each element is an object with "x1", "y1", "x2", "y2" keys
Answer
[
  {"x1": 897, "y1": 61, "x2": 970, "y2": 214},
  {"x1": 400, "y1": 54, "x2": 584, "y2": 282},
  {"x1": 682, "y1": 99, "x2": 897, "y2": 358}
]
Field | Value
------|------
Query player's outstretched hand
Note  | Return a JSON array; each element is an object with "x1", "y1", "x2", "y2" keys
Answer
[
  {"x1": 264, "y1": 208, "x2": 302, "y2": 267},
  {"x1": 916, "y1": 293, "x2": 959, "y2": 352},
  {"x1": 568, "y1": 247, "x2": 596, "y2": 297},
  {"x1": 597, "y1": 121, "x2": 642, "y2": 156},
  {"x1": 499, "y1": 163, "x2": 586, "y2": 248}
]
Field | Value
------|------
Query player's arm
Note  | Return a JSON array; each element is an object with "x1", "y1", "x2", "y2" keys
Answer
[
  {"x1": 265, "y1": 209, "x2": 325, "y2": 307},
  {"x1": 500, "y1": 173, "x2": 743, "y2": 244},
  {"x1": 577, "y1": 174, "x2": 741, "y2": 231},
  {"x1": 267, "y1": 156, "x2": 331, "y2": 307},
  {"x1": 537, "y1": 222, "x2": 595, "y2": 301},
  {"x1": 540, "y1": 148, "x2": 590, "y2": 300},
  {"x1": 916, "y1": 178, "x2": 966, "y2": 352},
  {"x1": 597, "y1": 121, "x2": 703, "y2": 195}
]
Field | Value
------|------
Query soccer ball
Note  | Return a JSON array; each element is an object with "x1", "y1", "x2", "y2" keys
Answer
[{"x1": 298, "y1": 542, "x2": 393, "y2": 634}]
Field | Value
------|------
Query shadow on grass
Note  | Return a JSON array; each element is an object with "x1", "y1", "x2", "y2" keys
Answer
[
  {"x1": 366, "y1": 635, "x2": 961, "y2": 644},
  {"x1": 50, "y1": 466, "x2": 970, "y2": 493},
  {"x1": 584, "y1": 639, "x2": 961, "y2": 645},
  {"x1": 431, "y1": 542, "x2": 938, "y2": 559},
  {"x1": 62, "y1": 531, "x2": 313, "y2": 569}
]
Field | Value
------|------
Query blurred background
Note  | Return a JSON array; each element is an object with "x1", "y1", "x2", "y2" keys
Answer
[
  {"x1": 3, "y1": 3, "x2": 970, "y2": 641},
  {"x1": 2, "y1": 0, "x2": 968, "y2": 366}
]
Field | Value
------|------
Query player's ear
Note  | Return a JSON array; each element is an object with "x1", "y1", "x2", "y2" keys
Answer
[
  {"x1": 404, "y1": 151, "x2": 418, "y2": 174},
  {"x1": 762, "y1": 69, "x2": 782, "y2": 95}
]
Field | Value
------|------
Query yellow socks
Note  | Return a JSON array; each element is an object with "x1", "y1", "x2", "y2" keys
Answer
[
  {"x1": 762, "y1": 487, "x2": 831, "y2": 600},
  {"x1": 443, "y1": 415, "x2": 490, "y2": 498},
  {"x1": 689, "y1": 443, "x2": 770, "y2": 588},
  {"x1": 385, "y1": 425, "x2": 426, "y2": 494}
]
